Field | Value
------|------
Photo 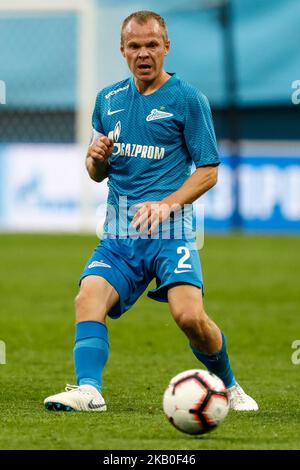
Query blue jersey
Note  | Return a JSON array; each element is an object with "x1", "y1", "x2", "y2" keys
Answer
[{"x1": 92, "y1": 73, "x2": 220, "y2": 237}]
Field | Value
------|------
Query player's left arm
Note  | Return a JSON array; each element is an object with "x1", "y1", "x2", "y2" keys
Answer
[
  {"x1": 133, "y1": 90, "x2": 220, "y2": 234},
  {"x1": 132, "y1": 165, "x2": 218, "y2": 234},
  {"x1": 162, "y1": 164, "x2": 218, "y2": 206}
]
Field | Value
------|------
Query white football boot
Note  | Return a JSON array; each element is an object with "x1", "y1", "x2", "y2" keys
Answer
[
  {"x1": 227, "y1": 383, "x2": 259, "y2": 411},
  {"x1": 44, "y1": 384, "x2": 107, "y2": 412}
]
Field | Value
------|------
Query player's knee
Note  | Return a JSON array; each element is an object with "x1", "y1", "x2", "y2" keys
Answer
[
  {"x1": 174, "y1": 308, "x2": 202, "y2": 331},
  {"x1": 174, "y1": 307, "x2": 209, "y2": 338},
  {"x1": 74, "y1": 289, "x2": 106, "y2": 323}
]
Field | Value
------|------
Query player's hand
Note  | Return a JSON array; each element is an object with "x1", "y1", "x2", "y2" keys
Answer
[
  {"x1": 132, "y1": 201, "x2": 173, "y2": 235},
  {"x1": 88, "y1": 136, "x2": 114, "y2": 163}
]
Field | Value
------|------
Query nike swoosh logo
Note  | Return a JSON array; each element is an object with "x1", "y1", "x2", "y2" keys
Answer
[
  {"x1": 174, "y1": 268, "x2": 192, "y2": 274},
  {"x1": 88, "y1": 400, "x2": 106, "y2": 410},
  {"x1": 107, "y1": 108, "x2": 125, "y2": 116}
]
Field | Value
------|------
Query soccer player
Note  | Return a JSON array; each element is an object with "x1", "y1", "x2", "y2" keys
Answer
[{"x1": 44, "y1": 11, "x2": 258, "y2": 412}]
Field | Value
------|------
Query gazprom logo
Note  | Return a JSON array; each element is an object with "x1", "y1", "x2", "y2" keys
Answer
[
  {"x1": 113, "y1": 121, "x2": 121, "y2": 142},
  {"x1": 109, "y1": 120, "x2": 165, "y2": 160},
  {"x1": 108, "y1": 121, "x2": 122, "y2": 154}
]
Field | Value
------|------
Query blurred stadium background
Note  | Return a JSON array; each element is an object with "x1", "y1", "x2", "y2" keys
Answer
[{"x1": 0, "y1": 0, "x2": 299, "y2": 234}]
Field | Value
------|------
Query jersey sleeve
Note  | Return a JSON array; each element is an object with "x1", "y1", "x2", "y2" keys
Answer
[
  {"x1": 92, "y1": 91, "x2": 105, "y2": 134},
  {"x1": 184, "y1": 90, "x2": 220, "y2": 167}
]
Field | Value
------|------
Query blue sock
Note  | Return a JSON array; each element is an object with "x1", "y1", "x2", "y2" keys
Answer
[
  {"x1": 190, "y1": 332, "x2": 236, "y2": 388},
  {"x1": 74, "y1": 321, "x2": 109, "y2": 392}
]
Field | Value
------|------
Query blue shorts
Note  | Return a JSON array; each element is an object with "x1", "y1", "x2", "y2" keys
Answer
[{"x1": 80, "y1": 237, "x2": 203, "y2": 319}]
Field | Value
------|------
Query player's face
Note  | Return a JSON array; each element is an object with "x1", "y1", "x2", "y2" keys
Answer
[{"x1": 121, "y1": 19, "x2": 170, "y2": 83}]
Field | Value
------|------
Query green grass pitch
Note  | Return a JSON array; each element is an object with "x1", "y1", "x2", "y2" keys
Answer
[{"x1": 0, "y1": 233, "x2": 300, "y2": 450}]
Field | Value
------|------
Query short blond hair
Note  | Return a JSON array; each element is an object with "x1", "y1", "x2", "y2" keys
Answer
[{"x1": 121, "y1": 11, "x2": 168, "y2": 45}]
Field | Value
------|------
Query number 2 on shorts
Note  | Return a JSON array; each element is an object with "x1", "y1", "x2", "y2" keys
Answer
[{"x1": 177, "y1": 246, "x2": 192, "y2": 270}]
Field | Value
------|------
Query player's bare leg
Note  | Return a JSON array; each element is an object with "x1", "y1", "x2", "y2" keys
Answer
[
  {"x1": 75, "y1": 275, "x2": 119, "y2": 324},
  {"x1": 167, "y1": 284, "x2": 258, "y2": 411},
  {"x1": 168, "y1": 284, "x2": 222, "y2": 353},
  {"x1": 44, "y1": 276, "x2": 119, "y2": 411}
]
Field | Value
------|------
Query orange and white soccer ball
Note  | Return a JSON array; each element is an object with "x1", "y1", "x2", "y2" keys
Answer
[{"x1": 163, "y1": 369, "x2": 229, "y2": 435}]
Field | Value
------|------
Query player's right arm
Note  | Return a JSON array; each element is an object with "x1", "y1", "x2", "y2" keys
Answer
[{"x1": 86, "y1": 135, "x2": 113, "y2": 183}]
